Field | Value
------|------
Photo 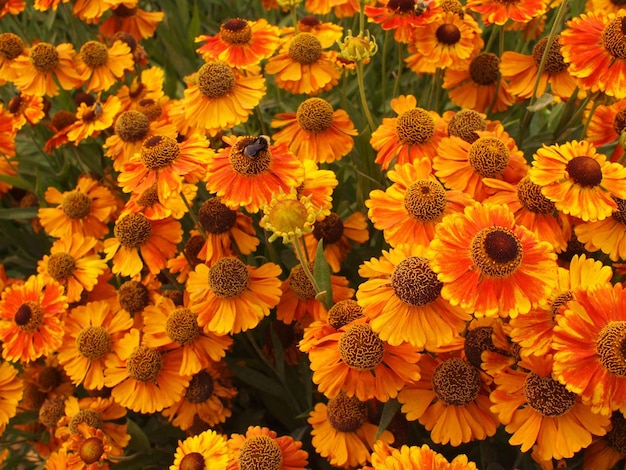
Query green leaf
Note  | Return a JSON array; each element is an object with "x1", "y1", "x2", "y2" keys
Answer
[
  {"x1": 269, "y1": 325, "x2": 286, "y2": 381},
  {"x1": 0, "y1": 174, "x2": 35, "y2": 192},
  {"x1": 0, "y1": 208, "x2": 38, "y2": 220},
  {"x1": 526, "y1": 93, "x2": 554, "y2": 112},
  {"x1": 126, "y1": 419, "x2": 151, "y2": 453},
  {"x1": 227, "y1": 360, "x2": 286, "y2": 398},
  {"x1": 375, "y1": 398, "x2": 400, "y2": 441},
  {"x1": 313, "y1": 240, "x2": 333, "y2": 310}
]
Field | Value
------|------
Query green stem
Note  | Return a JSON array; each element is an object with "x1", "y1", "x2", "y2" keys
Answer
[
  {"x1": 359, "y1": 0, "x2": 366, "y2": 33},
  {"x1": 292, "y1": 238, "x2": 320, "y2": 293},
  {"x1": 357, "y1": 60, "x2": 376, "y2": 131},
  {"x1": 180, "y1": 190, "x2": 206, "y2": 238},
  {"x1": 392, "y1": 42, "x2": 404, "y2": 99},
  {"x1": 381, "y1": 30, "x2": 390, "y2": 114},
  {"x1": 290, "y1": 6, "x2": 298, "y2": 31}
]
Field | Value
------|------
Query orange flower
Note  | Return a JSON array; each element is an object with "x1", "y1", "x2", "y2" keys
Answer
[
  {"x1": 0, "y1": 275, "x2": 66, "y2": 363},
  {"x1": 0, "y1": 0, "x2": 26, "y2": 19},
  {"x1": 585, "y1": 97, "x2": 626, "y2": 163},
  {"x1": 465, "y1": 0, "x2": 547, "y2": 25},
  {"x1": 429, "y1": 203, "x2": 558, "y2": 318},
  {"x1": 271, "y1": 97, "x2": 357, "y2": 164},
  {"x1": 0, "y1": 33, "x2": 26, "y2": 83},
  {"x1": 365, "y1": 442, "x2": 479, "y2": 470},
  {"x1": 74, "y1": 39, "x2": 133, "y2": 92},
  {"x1": 583, "y1": 412, "x2": 626, "y2": 470},
  {"x1": 282, "y1": 16, "x2": 344, "y2": 48},
  {"x1": 66, "y1": 94, "x2": 122, "y2": 145},
  {"x1": 370, "y1": 95, "x2": 447, "y2": 170},
  {"x1": 365, "y1": 0, "x2": 442, "y2": 44},
  {"x1": 171, "y1": 429, "x2": 230, "y2": 470},
  {"x1": 0, "y1": 361, "x2": 22, "y2": 435},
  {"x1": 574, "y1": 196, "x2": 626, "y2": 261},
  {"x1": 116, "y1": 66, "x2": 165, "y2": 112},
  {"x1": 99, "y1": 4, "x2": 165, "y2": 40},
  {"x1": 265, "y1": 32, "x2": 341, "y2": 95},
  {"x1": 196, "y1": 18, "x2": 280, "y2": 69},
  {"x1": 297, "y1": 159, "x2": 338, "y2": 219},
  {"x1": 227, "y1": 426, "x2": 308, "y2": 470},
  {"x1": 7, "y1": 92, "x2": 44, "y2": 131},
  {"x1": 65, "y1": 422, "x2": 113, "y2": 469}
]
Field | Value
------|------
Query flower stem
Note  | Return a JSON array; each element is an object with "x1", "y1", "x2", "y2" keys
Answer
[
  {"x1": 357, "y1": 60, "x2": 376, "y2": 131},
  {"x1": 292, "y1": 238, "x2": 320, "y2": 294}
]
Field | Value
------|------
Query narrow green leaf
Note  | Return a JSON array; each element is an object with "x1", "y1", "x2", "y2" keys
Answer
[
  {"x1": 375, "y1": 398, "x2": 400, "y2": 441},
  {"x1": 126, "y1": 419, "x2": 151, "y2": 453},
  {"x1": 313, "y1": 240, "x2": 333, "y2": 310},
  {"x1": 227, "y1": 361, "x2": 286, "y2": 398},
  {"x1": 0, "y1": 174, "x2": 35, "y2": 192},
  {"x1": 0, "y1": 208, "x2": 38, "y2": 220},
  {"x1": 526, "y1": 93, "x2": 554, "y2": 112},
  {"x1": 269, "y1": 325, "x2": 286, "y2": 381}
]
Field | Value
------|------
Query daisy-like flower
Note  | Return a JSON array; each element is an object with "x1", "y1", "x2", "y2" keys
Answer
[
  {"x1": 283, "y1": 16, "x2": 344, "y2": 48},
  {"x1": 57, "y1": 300, "x2": 133, "y2": 390},
  {"x1": 585, "y1": 97, "x2": 626, "y2": 163},
  {"x1": 66, "y1": 94, "x2": 122, "y2": 145},
  {"x1": 500, "y1": 35, "x2": 577, "y2": 100},
  {"x1": 75, "y1": 39, "x2": 133, "y2": 92},
  {"x1": 104, "y1": 328, "x2": 190, "y2": 413},
  {"x1": 205, "y1": 134, "x2": 303, "y2": 214},
  {"x1": 227, "y1": 426, "x2": 308, "y2": 470},
  {"x1": 183, "y1": 61, "x2": 265, "y2": 135},
  {"x1": 529, "y1": 140, "x2": 626, "y2": 221},
  {"x1": 65, "y1": 422, "x2": 113, "y2": 468},
  {"x1": 365, "y1": 0, "x2": 442, "y2": 44},
  {"x1": 0, "y1": 32, "x2": 26, "y2": 83},
  {"x1": 195, "y1": 18, "x2": 280, "y2": 69},
  {"x1": 303, "y1": 212, "x2": 369, "y2": 273},
  {"x1": 121, "y1": 181, "x2": 196, "y2": 223},
  {"x1": 357, "y1": 245, "x2": 470, "y2": 350},
  {"x1": 142, "y1": 295, "x2": 232, "y2": 376},
  {"x1": 297, "y1": 159, "x2": 338, "y2": 219},
  {"x1": 366, "y1": 157, "x2": 474, "y2": 248},
  {"x1": 117, "y1": 66, "x2": 165, "y2": 112},
  {"x1": 584, "y1": 411, "x2": 626, "y2": 470},
  {"x1": 405, "y1": 11, "x2": 483, "y2": 74},
  {"x1": 162, "y1": 361, "x2": 237, "y2": 430},
  {"x1": 463, "y1": 317, "x2": 515, "y2": 376},
  {"x1": 39, "y1": 176, "x2": 118, "y2": 239},
  {"x1": 171, "y1": 429, "x2": 229, "y2": 470},
  {"x1": 465, "y1": 0, "x2": 547, "y2": 25},
  {"x1": 443, "y1": 52, "x2": 515, "y2": 113},
  {"x1": 560, "y1": 10, "x2": 626, "y2": 99},
  {"x1": 276, "y1": 263, "x2": 355, "y2": 325},
  {"x1": 308, "y1": 393, "x2": 394, "y2": 468},
  {"x1": 118, "y1": 133, "x2": 212, "y2": 201},
  {"x1": 0, "y1": 361, "x2": 23, "y2": 435},
  {"x1": 7, "y1": 92, "x2": 45, "y2": 131},
  {"x1": 575, "y1": 196, "x2": 626, "y2": 261},
  {"x1": 43, "y1": 109, "x2": 77, "y2": 153},
  {"x1": 36, "y1": 234, "x2": 107, "y2": 304},
  {"x1": 99, "y1": 4, "x2": 165, "y2": 40},
  {"x1": 299, "y1": 299, "x2": 365, "y2": 353},
  {"x1": 0, "y1": 275, "x2": 66, "y2": 363},
  {"x1": 307, "y1": 317, "x2": 421, "y2": 402},
  {"x1": 553, "y1": 282, "x2": 626, "y2": 415},
  {"x1": 365, "y1": 442, "x2": 478, "y2": 470},
  {"x1": 491, "y1": 354, "x2": 610, "y2": 461},
  {"x1": 260, "y1": 188, "x2": 318, "y2": 244},
  {"x1": 370, "y1": 95, "x2": 447, "y2": 170},
  {"x1": 398, "y1": 352, "x2": 499, "y2": 446},
  {"x1": 265, "y1": 32, "x2": 341, "y2": 95},
  {"x1": 103, "y1": 213, "x2": 182, "y2": 278},
  {"x1": 12, "y1": 41, "x2": 83, "y2": 97},
  {"x1": 434, "y1": 124, "x2": 528, "y2": 202},
  {"x1": 186, "y1": 257, "x2": 282, "y2": 335},
  {"x1": 429, "y1": 203, "x2": 558, "y2": 318},
  {"x1": 271, "y1": 97, "x2": 357, "y2": 164},
  {"x1": 72, "y1": 0, "x2": 117, "y2": 22}
]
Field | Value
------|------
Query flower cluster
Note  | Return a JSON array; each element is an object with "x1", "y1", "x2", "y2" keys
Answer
[{"x1": 1, "y1": 0, "x2": 626, "y2": 469}]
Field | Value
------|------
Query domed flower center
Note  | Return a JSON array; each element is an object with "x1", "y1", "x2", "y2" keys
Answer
[
  {"x1": 403, "y1": 179, "x2": 447, "y2": 222},
  {"x1": 14, "y1": 302, "x2": 44, "y2": 333},
  {"x1": 113, "y1": 4, "x2": 138, "y2": 17},
  {"x1": 0, "y1": 33, "x2": 24, "y2": 60},
  {"x1": 468, "y1": 136, "x2": 510, "y2": 178},
  {"x1": 8, "y1": 95, "x2": 23, "y2": 115},
  {"x1": 137, "y1": 99, "x2": 162, "y2": 121},
  {"x1": 432, "y1": 358, "x2": 480, "y2": 406},
  {"x1": 612, "y1": 197, "x2": 626, "y2": 225},
  {"x1": 37, "y1": 366, "x2": 61, "y2": 392},
  {"x1": 596, "y1": 321, "x2": 626, "y2": 377},
  {"x1": 114, "y1": 110, "x2": 150, "y2": 142},
  {"x1": 448, "y1": 109, "x2": 486, "y2": 143},
  {"x1": 613, "y1": 108, "x2": 626, "y2": 135},
  {"x1": 136, "y1": 184, "x2": 159, "y2": 209},
  {"x1": 517, "y1": 176, "x2": 555, "y2": 214},
  {"x1": 127, "y1": 346, "x2": 163, "y2": 382},
  {"x1": 396, "y1": 108, "x2": 435, "y2": 145},
  {"x1": 140, "y1": 135, "x2": 180, "y2": 170},
  {"x1": 339, "y1": 323, "x2": 385, "y2": 371},
  {"x1": 288, "y1": 264, "x2": 317, "y2": 300},
  {"x1": 51, "y1": 110, "x2": 78, "y2": 131},
  {"x1": 76, "y1": 326, "x2": 112, "y2": 360},
  {"x1": 550, "y1": 290, "x2": 573, "y2": 316},
  {"x1": 220, "y1": 18, "x2": 253, "y2": 45},
  {"x1": 469, "y1": 53, "x2": 500, "y2": 85},
  {"x1": 208, "y1": 257, "x2": 250, "y2": 298},
  {"x1": 184, "y1": 371, "x2": 215, "y2": 403},
  {"x1": 387, "y1": 0, "x2": 416, "y2": 13},
  {"x1": 565, "y1": 156, "x2": 603, "y2": 187},
  {"x1": 299, "y1": 15, "x2": 321, "y2": 29},
  {"x1": 436, "y1": 23, "x2": 461, "y2": 45},
  {"x1": 197, "y1": 62, "x2": 236, "y2": 99},
  {"x1": 239, "y1": 436, "x2": 283, "y2": 470},
  {"x1": 523, "y1": 372, "x2": 577, "y2": 417},
  {"x1": 391, "y1": 256, "x2": 442, "y2": 307},
  {"x1": 606, "y1": 411, "x2": 626, "y2": 454},
  {"x1": 79, "y1": 437, "x2": 105, "y2": 465},
  {"x1": 441, "y1": 0, "x2": 464, "y2": 16},
  {"x1": 39, "y1": 397, "x2": 65, "y2": 427},
  {"x1": 184, "y1": 235, "x2": 205, "y2": 267},
  {"x1": 602, "y1": 17, "x2": 626, "y2": 60},
  {"x1": 296, "y1": 98, "x2": 334, "y2": 133},
  {"x1": 80, "y1": 41, "x2": 109, "y2": 68},
  {"x1": 61, "y1": 190, "x2": 91, "y2": 219},
  {"x1": 471, "y1": 226, "x2": 523, "y2": 278},
  {"x1": 47, "y1": 252, "x2": 76, "y2": 281},
  {"x1": 532, "y1": 36, "x2": 568, "y2": 74},
  {"x1": 288, "y1": 33, "x2": 323, "y2": 65},
  {"x1": 463, "y1": 326, "x2": 502, "y2": 369},
  {"x1": 114, "y1": 213, "x2": 152, "y2": 248},
  {"x1": 264, "y1": 198, "x2": 312, "y2": 240},
  {"x1": 69, "y1": 409, "x2": 103, "y2": 434},
  {"x1": 30, "y1": 42, "x2": 59, "y2": 72},
  {"x1": 118, "y1": 280, "x2": 150, "y2": 313},
  {"x1": 327, "y1": 393, "x2": 368, "y2": 432},
  {"x1": 327, "y1": 299, "x2": 364, "y2": 329},
  {"x1": 313, "y1": 213, "x2": 344, "y2": 244},
  {"x1": 229, "y1": 136, "x2": 272, "y2": 175},
  {"x1": 166, "y1": 308, "x2": 200, "y2": 345},
  {"x1": 180, "y1": 452, "x2": 205, "y2": 470},
  {"x1": 198, "y1": 198, "x2": 237, "y2": 234}
]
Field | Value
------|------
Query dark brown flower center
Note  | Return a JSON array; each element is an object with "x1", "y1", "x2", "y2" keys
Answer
[
  {"x1": 208, "y1": 257, "x2": 250, "y2": 298},
  {"x1": 327, "y1": 299, "x2": 364, "y2": 329},
  {"x1": 448, "y1": 109, "x2": 486, "y2": 143},
  {"x1": 468, "y1": 136, "x2": 510, "y2": 177},
  {"x1": 339, "y1": 324, "x2": 385, "y2": 371},
  {"x1": 565, "y1": 156, "x2": 603, "y2": 187},
  {"x1": 114, "y1": 213, "x2": 152, "y2": 248},
  {"x1": 288, "y1": 33, "x2": 323, "y2": 65},
  {"x1": 517, "y1": 176, "x2": 555, "y2": 214},
  {"x1": 613, "y1": 197, "x2": 626, "y2": 225},
  {"x1": 313, "y1": 213, "x2": 344, "y2": 244},
  {"x1": 551, "y1": 290, "x2": 574, "y2": 316},
  {"x1": 47, "y1": 252, "x2": 76, "y2": 280},
  {"x1": 0, "y1": 33, "x2": 24, "y2": 60},
  {"x1": 523, "y1": 372, "x2": 577, "y2": 417},
  {"x1": 432, "y1": 358, "x2": 481, "y2": 406},
  {"x1": 198, "y1": 198, "x2": 237, "y2": 234},
  {"x1": 184, "y1": 235, "x2": 205, "y2": 267},
  {"x1": 602, "y1": 17, "x2": 626, "y2": 60},
  {"x1": 387, "y1": 0, "x2": 416, "y2": 13},
  {"x1": 14, "y1": 302, "x2": 44, "y2": 333},
  {"x1": 184, "y1": 371, "x2": 215, "y2": 403},
  {"x1": 180, "y1": 452, "x2": 205, "y2": 470},
  {"x1": 288, "y1": 263, "x2": 316, "y2": 300},
  {"x1": 327, "y1": 393, "x2": 368, "y2": 432},
  {"x1": 38, "y1": 397, "x2": 65, "y2": 427},
  {"x1": 464, "y1": 326, "x2": 505, "y2": 369},
  {"x1": 596, "y1": 321, "x2": 626, "y2": 377},
  {"x1": 80, "y1": 41, "x2": 109, "y2": 68},
  {"x1": 76, "y1": 326, "x2": 112, "y2": 360},
  {"x1": 296, "y1": 98, "x2": 334, "y2": 133},
  {"x1": 220, "y1": 18, "x2": 253, "y2": 45},
  {"x1": 614, "y1": 108, "x2": 626, "y2": 135},
  {"x1": 79, "y1": 437, "x2": 105, "y2": 465},
  {"x1": 61, "y1": 190, "x2": 91, "y2": 219},
  {"x1": 114, "y1": 110, "x2": 150, "y2": 142},
  {"x1": 606, "y1": 411, "x2": 626, "y2": 454},
  {"x1": 469, "y1": 53, "x2": 500, "y2": 85},
  {"x1": 69, "y1": 409, "x2": 103, "y2": 434},
  {"x1": 166, "y1": 308, "x2": 200, "y2": 345},
  {"x1": 136, "y1": 184, "x2": 159, "y2": 209},
  {"x1": 197, "y1": 62, "x2": 236, "y2": 99},
  {"x1": 30, "y1": 42, "x2": 59, "y2": 72},
  {"x1": 403, "y1": 179, "x2": 447, "y2": 221},
  {"x1": 51, "y1": 110, "x2": 78, "y2": 131},
  {"x1": 229, "y1": 137, "x2": 272, "y2": 176},
  {"x1": 140, "y1": 135, "x2": 180, "y2": 170},
  {"x1": 532, "y1": 36, "x2": 568, "y2": 74},
  {"x1": 396, "y1": 108, "x2": 435, "y2": 145},
  {"x1": 118, "y1": 280, "x2": 150, "y2": 313},
  {"x1": 436, "y1": 23, "x2": 461, "y2": 45},
  {"x1": 137, "y1": 99, "x2": 162, "y2": 121},
  {"x1": 471, "y1": 226, "x2": 523, "y2": 277},
  {"x1": 391, "y1": 256, "x2": 442, "y2": 306},
  {"x1": 127, "y1": 346, "x2": 163, "y2": 382}
]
